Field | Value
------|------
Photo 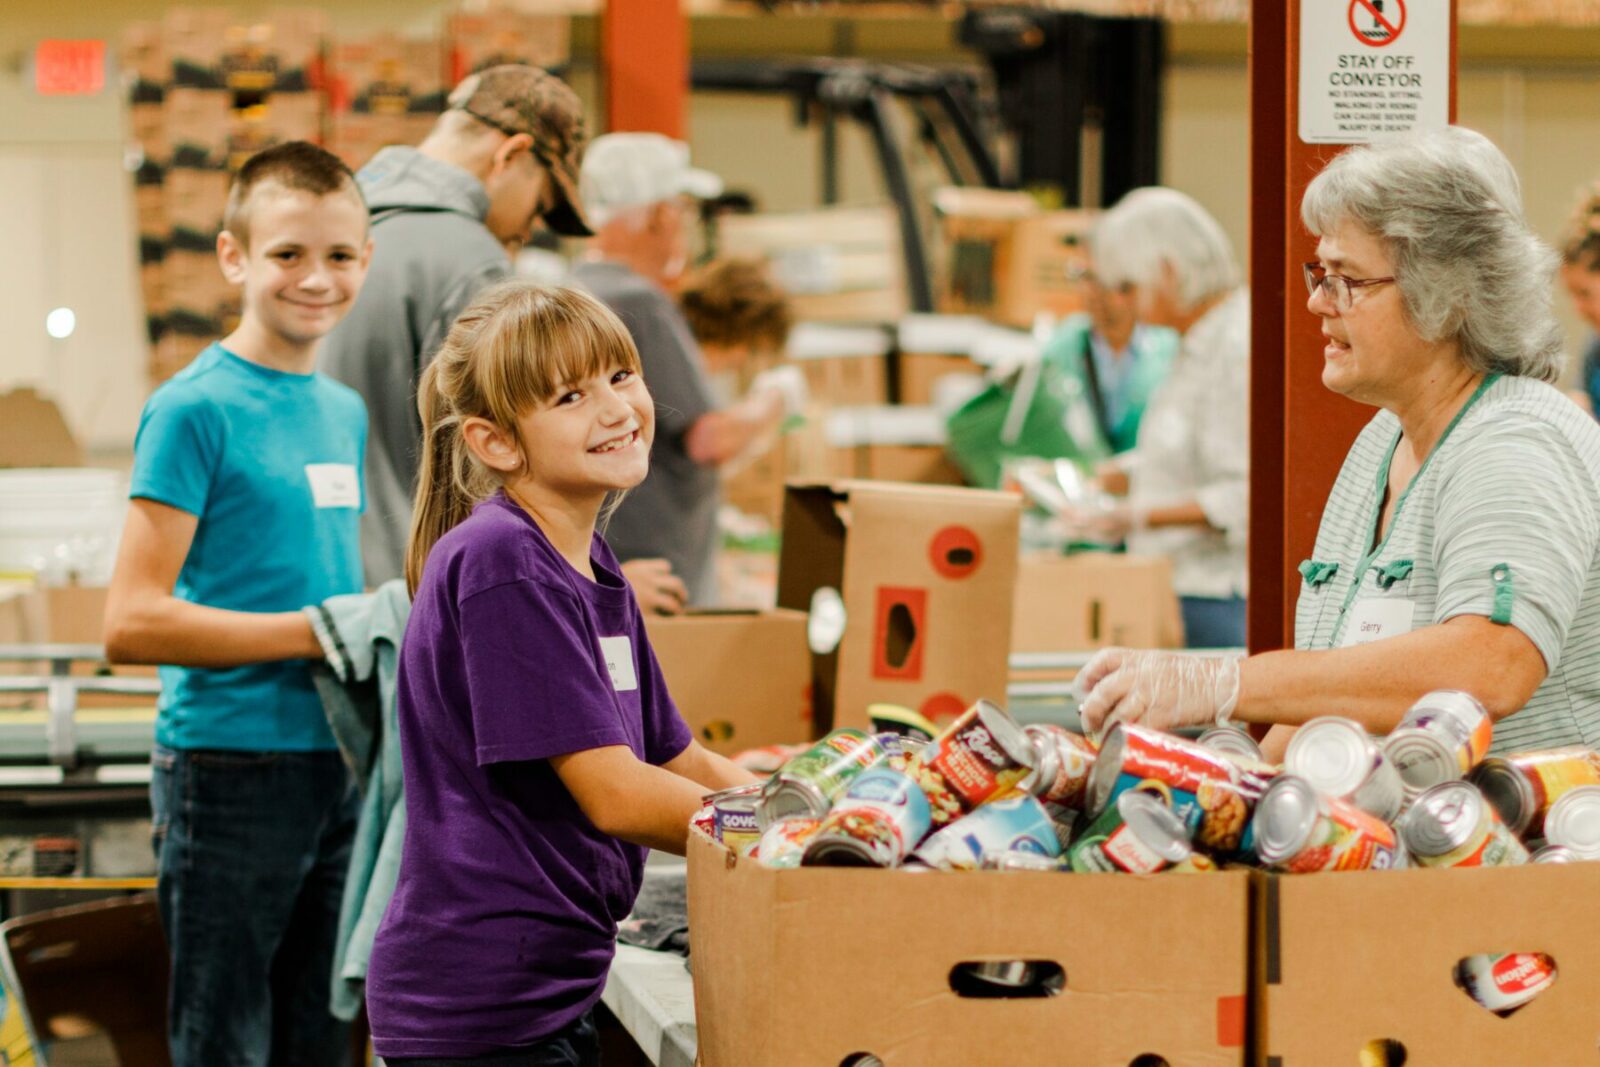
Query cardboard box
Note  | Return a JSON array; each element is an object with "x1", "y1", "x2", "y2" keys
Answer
[
  {"x1": 823, "y1": 406, "x2": 964, "y2": 487},
  {"x1": 935, "y1": 187, "x2": 1092, "y2": 328},
  {"x1": 720, "y1": 410, "x2": 832, "y2": 528},
  {"x1": 898, "y1": 351, "x2": 982, "y2": 407},
  {"x1": 1257, "y1": 864, "x2": 1600, "y2": 1064},
  {"x1": 718, "y1": 208, "x2": 907, "y2": 325},
  {"x1": 687, "y1": 829, "x2": 1251, "y2": 1067},
  {"x1": 1011, "y1": 552, "x2": 1184, "y2": 653},
  {"x1": 643, "y1": 609, "x2": 812, "y2": 753},
  {"x1": 778, "y1": 481, "x2": 1018, "y2": 733},
  {"x1": 0, "y1": 388, "x2": 82, "y2": 469}
]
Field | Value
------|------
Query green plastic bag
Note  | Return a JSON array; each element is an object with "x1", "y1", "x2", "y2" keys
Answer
[{"x1": 945, "y1": 357, "x2": 1109, "y2": 489}]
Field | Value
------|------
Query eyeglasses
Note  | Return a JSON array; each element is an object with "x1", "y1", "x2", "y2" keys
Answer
[{"x1": 1303, "y1": 262, "x2": 1395, "y2": 312}]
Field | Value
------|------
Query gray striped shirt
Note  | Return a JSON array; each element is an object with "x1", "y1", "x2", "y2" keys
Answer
[{"x1": 1294, "y1": 375, "x2": 1600, "y2": 753}]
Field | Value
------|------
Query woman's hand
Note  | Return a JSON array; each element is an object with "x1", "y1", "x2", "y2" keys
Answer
[{"x1": 1077, "y1": 648, "x2": 1243, "y2": 739}]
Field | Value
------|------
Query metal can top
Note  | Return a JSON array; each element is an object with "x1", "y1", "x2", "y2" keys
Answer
[
  {"x1": 704, "y1": 783, "x2": 763, "y2": 805},
  {"x1": 1384, "y1": 727, "x2": 1459, "y2": 792},
  {"x1": 757, "y1": 776, "x2": 829, "y2": 830},
  {"x1": 1253, "y1": 774, "x2": 1322, "y2": 865},
  {"x1": 1398, "y1": 781, "x2": 1487, "y2": 858},
  {"x1": 1020, "y1": 724, "x2": 1062, "y2": 798},
  {"x1": 1545, "y1": 785, "x2": 1600, "y2": 858},
  {"x1": 980, "y1": 849, "x2": 1065, "y2": 872},
  {"x1": 1198, "y1": 725, "x2": 1265, "y2": 763},
  {"x1": 1531, "y1": 845, "x2": 1577, "y2": 864},
  {"x1": 975, "y1": 699, "x2": 1038, "y2": 769},
  {"x1": 1084, "y1": 723, "x2": 1130, "y2": 814},
  {"x1": 1285, "y1": 717, "x2": 1379, "y2": 799},
  {"x1": 1467, "y1": 758, "x2": 1535, "y2": 837},
  {"x1": 1401, "y1": 689, "x2": 1489, "y2": 731},
  {"x1": 1117, "y1": 789, "x2": 1195, "y2": 864}
]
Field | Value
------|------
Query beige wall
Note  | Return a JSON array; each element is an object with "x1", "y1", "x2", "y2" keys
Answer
[{"x1": 3, "y1": 5, "x2": 1599, "y2": 452}]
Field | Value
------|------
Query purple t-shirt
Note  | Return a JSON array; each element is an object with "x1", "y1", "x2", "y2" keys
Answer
[{"x1": 367, "y1": 493, "x2": 693, "y2": 1058}]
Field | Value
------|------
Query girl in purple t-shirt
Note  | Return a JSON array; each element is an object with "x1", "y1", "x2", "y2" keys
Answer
[{"x1": 367, "y1": 283, "x2": 757, "y2": 1066}]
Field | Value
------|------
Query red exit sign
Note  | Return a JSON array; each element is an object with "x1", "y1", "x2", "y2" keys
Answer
[{"x1": 35, "y1": 40, "x2": 107, "y2": 96}]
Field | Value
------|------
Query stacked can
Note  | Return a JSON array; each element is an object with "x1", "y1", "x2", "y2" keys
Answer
[
  {"x1": 1253, "y1": 775, "x2": 1402, "y2": 872},
  {"x1": 1454, "y1": 952, "x2": 1558, "y2": 1016},
  {"x1": 1383, "y1": 690, "x2": 1494, "y2": 799},
  {"x1": 757, "y1": 729, "x2": 889, "y2": 829},
  {"x1": 1395, "y1": 781, "x2": 1527, "y2": 868},
  {"x1": 1020, "y1": 723, "x2": 1097, "y2": 810},
  {"x1": 754, "y1": 817, "x2": 821, "y2": 869},
  {"x1": 1469, "y1": 747, "x2": 1600, "y2": 838},
  {"x1": 706, "y1": 784, "x2": 765, "y2": 855},
  {"x1": 1543, "y1": 785, "x2": 1600, "y2": 858},
  {"x1": 1068, "y1": 790, "x2": 1197, "y2": 874},
  {"x1": 1285, "y1": 717, "x2": 1406, "y2": 822},
  {"x1": 802, "y1": 766, "x2": 933, "y2": 868},
  {"x1": 902, "y1": 700, "x2": 1038, "y2": 827},
  {"x1": 907, "y1": 793, "x2": 1064, "y2": 871}
]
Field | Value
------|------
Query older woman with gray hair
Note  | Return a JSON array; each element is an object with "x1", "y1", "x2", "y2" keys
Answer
[
  {"x1": 1079, "y1": 126, "x2": 1600, "y2": 759},
  {"x1": 1082, "y1": 187, "x2": 1250, "y2": 649}
]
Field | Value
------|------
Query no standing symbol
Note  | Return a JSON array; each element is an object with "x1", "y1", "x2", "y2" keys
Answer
[{"x1": 1349, "y1": 0, "x2": 1405, "y2": 46}]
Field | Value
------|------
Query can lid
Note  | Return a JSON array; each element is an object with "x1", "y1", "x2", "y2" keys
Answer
[
  {"x1": 1198, "y1": 725, "x2": 1264, "y2": 762},
  {"x1": 1020, "y1": 724, "x2": 1061, "y2": 799},
  {"x1": 1084, "y1": 723, "x2": 1128, "y2": 815},
  {"x1": 1545, "y1": 785, "x2": 1600, "y2": 857},
  {"x1": 1117, "y1": 789, "x2": 1195, "y2": 863},
  {"x1": 1402, "y1": 690, "x2": 1489, "y2": 731},
  {"x1": 1253, "y1": 774, "x2": 1321, "y2": 865},
  {"x1": 1285, "y1": 717, "x2": 1377, "y2": 799},
  {"x1": 1397, "y1": 781, "x2": 1484, "y2": 856},
  {"x1": 758, "y1": 778, "x2": 827, "y2": 830},
  {"x1": 1384, "y1": 727, "x2": 1458, "y2": 791},
  {"x1": 1467, "y1": 759, "x2": 1534, "y2": 836},
  {"x1": 976, "y1": 699, "x2": 1037, "y2": 769},
  {"x1": 800, "y1": 833, "x2": 882, "y2": 867},
  {"x1": 1531, "y1": 845, "x2": 1576, "y2": 864}
]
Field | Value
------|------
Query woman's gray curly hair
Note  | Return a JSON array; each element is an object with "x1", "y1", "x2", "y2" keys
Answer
[{"x1": 1301, "y1": 126, "x2": 1563, "y2": 383}]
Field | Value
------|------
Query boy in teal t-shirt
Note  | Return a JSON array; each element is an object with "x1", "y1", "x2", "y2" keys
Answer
[{"x1": 105, "y1": 142, "x2": 373, "y2": 1067}]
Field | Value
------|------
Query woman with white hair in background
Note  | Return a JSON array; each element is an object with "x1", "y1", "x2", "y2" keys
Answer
[
  {"x1": 1080, "y1": 187, "x2": 1251, "y2": 649},
  {"x1": 1078, "y1": 126, "x2": 1600, "y2": 761}
]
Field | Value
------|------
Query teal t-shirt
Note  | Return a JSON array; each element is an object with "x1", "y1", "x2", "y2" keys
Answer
[{"x1": 130, "y1": 343, "x2": 367, "y2": 751}]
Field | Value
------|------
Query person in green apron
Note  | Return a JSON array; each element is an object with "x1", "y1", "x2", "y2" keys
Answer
[{"x1": 1077, "y1": 126, "x2": 1600, "y2": 761}]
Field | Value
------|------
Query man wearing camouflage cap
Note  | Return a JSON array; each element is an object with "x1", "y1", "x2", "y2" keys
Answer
[{"x1": 321, "y1": 64, "x2": 590, "y2": 587}]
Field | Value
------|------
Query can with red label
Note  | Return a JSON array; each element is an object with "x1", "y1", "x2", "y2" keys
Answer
[
  {"x1": 1068, "y1": 790, "x2": 1196, "y2": 874},
  {"x1": 1544, "y1": 785, "x2": 1600, "y2": 858},
  {"x1": 1396, "y1": 781, "x2": 1528, "y2": 868},
  {"x1": 1285, "y1": 717, "x2": 1406, "y2": 822},
  {"x1": 905, "y1": 700, "x2": 1037, "y2": 827},
  {"x1": 757, "y1": 729, "x2": 888, "y2": 829},
  {"x1": 1454, "y1": 952, "x2": 1558, "y2": 1016},
  {"x1": 1383, "y1": 690, "x2": 1494, "y2": 797},
  {"x1": 754, "y1": 817, "x2": 821, "y2": 868},
  {"x1": 1021, "y1": 723, "x2": 1097, "y2": 810},
  {"x1": 1254, "y1": 774, "x2": 1401, "y2": 873},
  {"x1": 803, "y1": 766, "x2": 933, "y2": 868},
  {"x1": 1469, "y1": 747, "x2": 1600, "y2": 839},
  {"x1": 1086, "y1": 724, "x2": 1270, "y2": 857},
  {"x1": 907, "y1": 793, "x2": 1063, "y2": 871}
]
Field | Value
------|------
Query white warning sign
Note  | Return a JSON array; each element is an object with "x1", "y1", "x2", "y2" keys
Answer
[{"x1": 1299, "y1": 0, "x2": 1449, "y2": 145}]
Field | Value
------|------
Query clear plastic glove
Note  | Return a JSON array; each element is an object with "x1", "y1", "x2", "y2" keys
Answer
[
  {"x1": 749, "y1": 364, "x2": 809, "y2": 420},
  {"x1": 1076, "y1": 647, "x2": 1243, "y2": 740},
  {"x1": 621, "y1": 558, "x2": 689, "y2": 616}
]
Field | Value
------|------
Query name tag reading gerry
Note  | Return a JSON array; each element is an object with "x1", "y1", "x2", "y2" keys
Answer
[
  {"x1": 1339, "y1": 598, "x2": 1416, "y2": 648},
  {"x1": 305, "y1": 463, "x2": 360, "y2": 509},
  {"x1": 598, "y1": 636, "x2": 639, "y2": 692}
]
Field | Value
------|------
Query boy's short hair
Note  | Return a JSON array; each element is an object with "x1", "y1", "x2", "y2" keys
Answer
[{"x1": 222, "y1": 141, "x2": 367, "y2": 248}]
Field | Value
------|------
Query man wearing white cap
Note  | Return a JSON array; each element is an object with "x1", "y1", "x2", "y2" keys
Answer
[{"x1": 573, "y1": 133, "x2": 803, "y2": 606}]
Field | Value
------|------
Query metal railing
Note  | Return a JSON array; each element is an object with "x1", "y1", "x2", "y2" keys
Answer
[{"x1": 0, "y1": 645, "x2": 160, "y2": 771}]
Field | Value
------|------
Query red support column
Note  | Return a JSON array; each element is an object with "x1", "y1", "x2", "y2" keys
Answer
[
  {"x1": 601, "y1": 0, "x2": 688, "y2": 138},
  {"x1": 1247, "y1": 0, "x2": 1458, "y2": 652}
]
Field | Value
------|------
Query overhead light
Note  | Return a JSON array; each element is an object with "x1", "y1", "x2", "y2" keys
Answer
[{"x1": 46, "y1": 307, "x2": 76, "y2": 339}]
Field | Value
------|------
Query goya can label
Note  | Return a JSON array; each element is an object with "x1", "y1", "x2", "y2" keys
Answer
[
  {"x1": 1068, "y1": 790, "x2": 1194, "y2": 874},
  {"x1": 1023, "y1": 723, "x2": 1097, "y2": 810},
  {"x1": 1398, "y1": 781, "x2": 1528, "y2": 869},
  {"x1": 802, "y1": 766, "x2": 933, "y2": 868},
  {"x1": 711, "y1": 786, "x2": 764, "y2": 854},
  {"x1": 908, "y1": 793, "x2": 1060, "y2": 871},
  {"x1": 1255, "y1": 774, "x2": 1400, "y2": 872},
  {"x1": 906, "y1": 700, "x2": 1035, "y2": 826},
  {"x1": 1454, "y1": 952, "x2": 1557, "y2": 1015},
  {"x1": 1088, "y1": 724, "x2": 1269, "y2": 856},
  {"x1": 755, "y1": 817, "x2": 821, "y2": 869},
  {"x1": 758, "y1": 729, "x2": 887, "y2": 828},
  {"x1": 1471, "y1": 747, "x2": 1600, "y2": 838}
]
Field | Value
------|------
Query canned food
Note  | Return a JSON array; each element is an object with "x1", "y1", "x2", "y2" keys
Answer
[
  {"x1": 1530, "y1": 844, "x2": 1577, "y2": 864},
  {"x1": 1254, "y1": 774, "x2": 1401, "y2": 872},
  {"x1": 1285, "y1": 717, "x2": 1406, "y2": 822},
  {"x1": 1469, "y1": 747, "x2": 1600, "y2": 838},
  {"x1": 979, "y1": 849, "x2": 1066, "y2": 872},
  {"x1": 802, "y1": 766, "x2": 933, "y2": 868},
  {"x1": 1168, "y1": 852, "x2": 1219, "y2": 874},
  {"x1": 1197, "y1": 726, "x2": 1266, "y2": 764},
  {"x1": 867, "y1": 702, "x2": 939, "y2": 742},
  {"x1": 1021, "y1": 723, "x2": 1097, "y2": 810},
  {"x1": 708, "y1": 784, "x2": 765, "y2": 853},
  {"x1": 967, "y1": 961, "x2": 1038, "y2": 988},
  {"x1": 908, "y1": 794, "x2": 1063, "y2": 871},
  {"x1": 1087, "y1": 724, "x2": 1270, "y2": 857},
  {"x1": 757, "y1": 729, "x2": 888, "y2": 830},
  {"x1": 1544, "y1": 785, "x2": 1600, "y2": 858},
  {"x1": 1069, "y1": 789, "x2": 1195, "y2": 874},
  {"x1": 754, "y1": 817, "x2": 821, "y2": 868},
  {"x1": 904, "y1": 700, "x2": 1037, "y2": 827},
  {"x1": 1454, "y1": 952, "x2": 1557, "y2": 1016},
  {"x1": 691, "y1": 804, "x2": 716, "y2": 841},
  {"x1": 1396, "y1": 781, "x2": 1527, "y2": 868},
  {"x1": 1383, "y1": 690, "x2": 1494, "y2": 795}
]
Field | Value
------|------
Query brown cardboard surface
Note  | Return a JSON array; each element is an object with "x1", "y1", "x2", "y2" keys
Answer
[
  {"x1": 1012, "y1": 552, "x2": 1184, "y2": 652},
  {"x1": 898, "y1": 351, "x2": 981, "y2": 406},
  {"x1": 795, "y1": 354, "x2": 889, "y2": 408},
  {"x1": 0, "y1": 389, "x2": 82, "y2": 468},
  {"x1": 688, "y1": 829, "x2": 1250, "y2": 1067},
  {"x1": 643, "y1": 610, "x2": 811, "y2": 754},
  {"x1": 936, "y1": 188, "x2": 1092, "y2": 328},
  {"x1": 831, "y1": 444, "x2": 965, "y2": 486},
  {"x1": 718, "y1": 208, "x2": 907, "y2": 325},
  {"x1": 1257, "y1": 864, "x2": 1600, "y2": 1065},
  {"x1": 778, "y1": 481, "x2": 1019, "y2": 733}
]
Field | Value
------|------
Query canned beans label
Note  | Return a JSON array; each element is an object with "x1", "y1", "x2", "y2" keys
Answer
[
  {"x1": 1283, "y1": 799, "x2": 1399, "y2": 873},
  {"x1": 911, "y1": 719, "x2": 1029, "y2": 825}
]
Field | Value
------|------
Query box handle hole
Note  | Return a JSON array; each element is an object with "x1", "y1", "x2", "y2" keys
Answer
[
  {"x1": 838, "y1": 1055, "x2": 883, "y2": 1067},
  {"x1": 1128, "y1": 1057, "x2": 1170, "y2": 1067},
  {"x1": 882, "y1": 603, "x2": 918, "y2": 670},
  {"x1": 1453, "y1": 952, "x2": 1558, "y2": 1017},
  {"x1": 1359, "y1": 1039, "x2": 1407, "y2": 1065},
  {"x1": 948, "y1": 960, "x2": 1065, "y2": 998},
  {"x1": 699, "y1": 720, "x2": 735, "y2": 744}
]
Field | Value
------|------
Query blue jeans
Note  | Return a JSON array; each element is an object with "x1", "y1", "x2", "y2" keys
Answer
[
  {"x1": 383, "y1": 1010, "x2": 600, "y2": 1066},
  {"x1": 151, "y1": 745, "x2": 359, "y2": 1067},
  {"x1": 1180, "y1": 595, "x2": 1247, "y2": 649}
]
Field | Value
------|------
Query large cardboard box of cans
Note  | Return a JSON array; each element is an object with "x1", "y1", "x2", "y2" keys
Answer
[
  {"x1": 777, "y1": 482, "x2": 1019, "y2": 734},
  {"x1": 688, "y1": 826, "x2": 1251, "y2": 1066},
  {"x1": 1255, "y1": 863, "x2": 1600, "y2": 1064},
  {"x1": 643, "y1": 609, "x2": 812, "y2": 754}
]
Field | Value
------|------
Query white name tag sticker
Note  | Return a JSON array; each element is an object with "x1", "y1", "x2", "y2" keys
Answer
[
  {"x1": 598, "y1": 636, "x2": 639, "y2": 692},
  {"x1": 305, "y1": 464, "x2": 360, "y2": 509},
  {"x1": 1340, "y1": 598, "x2": 1416, "y2": 648}
]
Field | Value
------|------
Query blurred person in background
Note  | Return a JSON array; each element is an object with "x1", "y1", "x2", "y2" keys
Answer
[
  {"x1": 1079, "y1": 128, "x2": 1600, "y2": 764},
  {"x1": 572, "y1": 134, "x2": 805, "y2": 608},
  {"x1": 1075, "y1": 187, "x2": 1250, "y2": 649},
  {"x1": 677, "y1": 255, "x2": 794, "y2": 385},
  {"x1": 1559, "y1": 182, "x2": 1600, "y2": 415}
]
